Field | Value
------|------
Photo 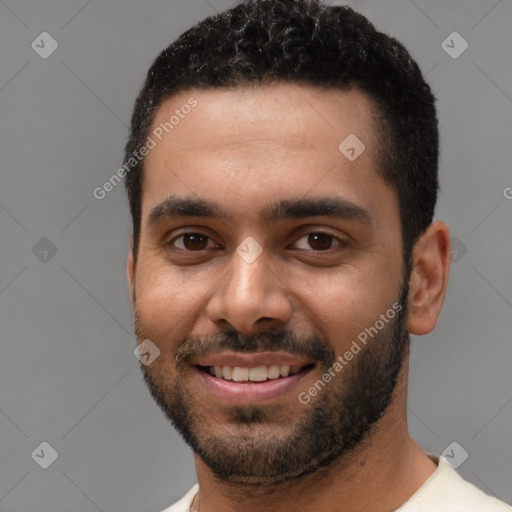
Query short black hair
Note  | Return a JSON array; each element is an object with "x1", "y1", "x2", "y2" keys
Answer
[{"x1": 124, "y1": 0, "x2": 438, "y2": 268}]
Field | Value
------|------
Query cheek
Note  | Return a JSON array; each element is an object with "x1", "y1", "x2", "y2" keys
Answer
[
  {"x1": 134, "y1": 262, "x2": 209, "y2": 347},
  {"x1": 289, "y1": 265, "x2": 399, "y2": 349}
]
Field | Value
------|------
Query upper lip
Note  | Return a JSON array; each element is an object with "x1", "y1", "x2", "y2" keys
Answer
[{"x1": 195, "y1": 351, "x2": 314, "y2": 368}]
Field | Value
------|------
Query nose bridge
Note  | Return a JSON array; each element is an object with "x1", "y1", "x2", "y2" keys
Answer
[
  {"x1": 207, "y1": 245, "x2": 292, "y2": 333},
  {"x1": 225, "y1": 248, "x2": 270, "y2": 311}
]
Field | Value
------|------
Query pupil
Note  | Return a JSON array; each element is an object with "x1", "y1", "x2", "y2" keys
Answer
[
  {"x1": 308, "y1": 233, "x2": 332, "y2": 250},
  {"x1": 184, "y1": 233, "x2": 207, "y2": 250}
]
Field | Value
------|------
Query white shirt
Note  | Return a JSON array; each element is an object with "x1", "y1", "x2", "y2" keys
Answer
[{"x1": 161, "y1": 455, "x2": 511, "y2": 511}]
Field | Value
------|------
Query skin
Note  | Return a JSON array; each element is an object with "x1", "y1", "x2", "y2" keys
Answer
[{"x1": 127, "y1": 83, "x2": 451, "y2": 512}]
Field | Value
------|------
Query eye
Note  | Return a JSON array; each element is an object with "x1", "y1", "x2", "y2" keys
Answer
[
  {"x1": 169, "y1": 232, "x2": 219, "y2": 251},
  {"x1": 292, "y1": 232, "x2": 342, "y2": 251}
]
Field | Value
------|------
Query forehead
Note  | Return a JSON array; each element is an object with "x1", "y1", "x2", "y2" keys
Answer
[
  {"x1": 149, "y1": 83, "x2": 378, "y2": 155},
  {"x1": 141, "y1": 83, "x2": 393, "y2": 224}
]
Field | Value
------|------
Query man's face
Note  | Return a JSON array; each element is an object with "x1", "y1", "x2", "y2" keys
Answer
[{"x1": 129, "y1": 83, "x2": 409, "y2": 483}]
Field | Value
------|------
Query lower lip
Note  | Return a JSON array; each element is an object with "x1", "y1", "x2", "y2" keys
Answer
[{"x1": 196, "y1": 367, "x2": 314, "y2": 403}]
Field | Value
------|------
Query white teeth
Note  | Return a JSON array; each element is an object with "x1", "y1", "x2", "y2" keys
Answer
[
  {"x1": 267, "y1": 365, "x2": 280, "y2": 379},
  {"x1": 249, "y1": 366, "x2": 268, "y2": 382},
  {"x1": 232, "y1": 367, "x2": 249, "y2": 381},
  {"x1": 208, "y1": 364, "x2": 307, "y2": 381}
]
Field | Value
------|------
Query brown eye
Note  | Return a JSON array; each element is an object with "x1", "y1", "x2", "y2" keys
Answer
[
  {"x1": 172, "y1": 233, "x2": 212, "y2": 251},
  {"x1": 293, "y1": 232, "x2": 341, "y2": 251},
  {"x1": 307, "y1": 233, "x2": 334, "y2": 250}
]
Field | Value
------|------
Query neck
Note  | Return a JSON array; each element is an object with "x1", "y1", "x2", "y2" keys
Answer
[{"x1": 192, "y1": 361, "x2": 437, "y2": 512}]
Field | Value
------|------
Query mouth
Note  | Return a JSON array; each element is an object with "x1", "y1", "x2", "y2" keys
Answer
[
  {"x1": 197, "y1": 363, "x2": 315, "y2": 382},
  {"x1": 194, "y1": 361, "x2": 316, "y2": 403}
]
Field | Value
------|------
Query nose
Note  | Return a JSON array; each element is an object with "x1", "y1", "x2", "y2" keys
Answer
[{"x1": 206, "y1": 248, "x2": 292, "y2": 335}]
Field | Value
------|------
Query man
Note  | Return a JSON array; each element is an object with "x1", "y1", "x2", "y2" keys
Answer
[{"x1": 124, "y1": 1, "x2": 511, "y2": 511}]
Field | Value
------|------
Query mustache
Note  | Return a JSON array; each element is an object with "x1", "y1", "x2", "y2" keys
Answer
[{"x1": 174, "y1": 329, "x2": 335, "y2": 366}]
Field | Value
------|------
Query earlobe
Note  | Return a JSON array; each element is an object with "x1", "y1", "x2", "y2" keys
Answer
[
  {"x1": 407, "y1": 221, "x2": 451, "y2": 335},
  {"x1": 127, "y1": 236, "x2": 135, "y2": 306}
]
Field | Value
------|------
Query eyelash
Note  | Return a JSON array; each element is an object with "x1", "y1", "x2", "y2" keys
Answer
[{"x1": 167, "y1": 231, "x2": 347, "y2": 253}]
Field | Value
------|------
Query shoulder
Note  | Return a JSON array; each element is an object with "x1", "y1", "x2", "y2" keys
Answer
[{"x1": 399, "y1": 456, "x2": 511, "y2": 512}]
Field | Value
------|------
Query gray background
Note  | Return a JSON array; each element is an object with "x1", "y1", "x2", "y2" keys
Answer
[{"x1": 0, "y1": 0, "x2": 511, "y2": 510}]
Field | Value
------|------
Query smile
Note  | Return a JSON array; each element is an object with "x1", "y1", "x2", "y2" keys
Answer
[
  {"x1": 195, "y1": 361, "x2": 315, "y2": 403},
  {"x1": 198, "y1": 363, "x2": 314, "y2": 382}
]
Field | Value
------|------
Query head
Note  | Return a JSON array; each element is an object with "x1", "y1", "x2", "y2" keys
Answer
[{"x1": 125, "y1": 0, "x2": 451, "y2": 484}]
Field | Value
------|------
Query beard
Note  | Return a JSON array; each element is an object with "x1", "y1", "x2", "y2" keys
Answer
[{"x1": 135, "y1": 282, "x2": 410, "y2": 486}]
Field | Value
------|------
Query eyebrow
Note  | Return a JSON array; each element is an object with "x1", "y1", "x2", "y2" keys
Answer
[
  {"x1": 263, "y1": 197, "x2": 373, "y2": 225},
  {"x1": 148, "y1": 196, "x2": 229, "y2": 226},
  {"x1": 147, "y1": 194, "x2": 373, "y2": 227}
]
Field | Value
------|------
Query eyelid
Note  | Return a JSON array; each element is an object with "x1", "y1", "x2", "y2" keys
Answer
[
  {"x1": 167, "y1": 231, "x2": 221, "y2": 250},
  {"x1": 289, "y1": 231, "x2": 346, "y2": 251}
]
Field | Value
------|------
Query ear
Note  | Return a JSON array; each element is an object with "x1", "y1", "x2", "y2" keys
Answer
[
  {"x1": 407, "y1": 221, "x2": 451, "y2": 335},
  {"x1": 127, "y1": 235, "x2": 135, "y2": 307}
]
